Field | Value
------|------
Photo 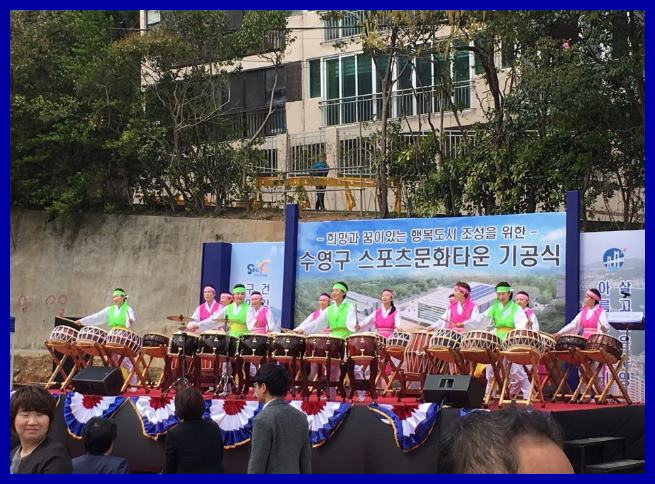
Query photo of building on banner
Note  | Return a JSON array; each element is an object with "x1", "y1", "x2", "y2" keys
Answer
[{"x1": 295, "y1": 212, "x2": 567, "y2": 334}]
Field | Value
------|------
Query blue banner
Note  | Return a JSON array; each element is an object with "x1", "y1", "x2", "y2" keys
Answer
[
  {"x1": 295, "y1": 213, "x2": 566, "y2": 333},
  {"x1": 230, "y1": 242, "x2": 284, "y2": 324}
]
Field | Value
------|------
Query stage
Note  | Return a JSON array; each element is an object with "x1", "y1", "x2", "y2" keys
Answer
[{"x1": 41, "y1": 389, "x2": 644, "y2": 474}]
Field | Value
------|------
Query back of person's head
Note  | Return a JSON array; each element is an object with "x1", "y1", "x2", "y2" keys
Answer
[
  {"x1": 10, "y1": 385, "x2": 56, "y2": 433},
  {"x1": 437, "y1": 406, "x2": 569, "y2": 473},
  {"x1": 82, "y1": 417, "x2": 117, "y2": 455},
  {"x1": 174, "y1": 387, "x2": 206, "y2": 420},
  {"x1": 254, "y1": 364, "x2": 289, "y2": 397}
]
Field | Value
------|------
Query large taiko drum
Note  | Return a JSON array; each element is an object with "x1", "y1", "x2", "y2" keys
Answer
[
  {"x1": 142, "y1": 333, "x2": 170, "y2": 348},
  {"x1": 503, "y1": 329, "x2": 546, "y2": 355},
  {"x1": 269, "y1": 333, "x2": 306, "y2": 359},
  {"x1": 305, "y1": 334, "x2": 345, "y2": 361},
  {"x1": 384, "y1": 331, "x2": 411, "y2": 352},
  {"x1": 76, "y1": 326, "x2": 108, "y2": 345},
  {"x1": 460, "y1": 330, "x2": 501, "y2": 352},
  {"x1": 198, "y1": 331, "x2": 238, "y2": 357},
  {"x1": 346, "y1": 332, "x2": 381, "y2": 360},
  {"x1": 238, "y1": 333, "x2": 272, "y2": 358},
  {"x1": 404, "y1": 331, "x2": 432, "y2": 373},
  {"x1": 106, "y1": 328, "x2": 142, "y2": 354},
  {"x1": 48, "y1": 326, "x2": 79, "y2": 344},
  {"x1": 586, "y1": 333, "x2": 623, "y2": 362},
  {"x1": 169, "y1": 331, "x2": 199, "y2": 356},
  {"x1": 429, "y1": 329, "x2": 463, "y2": 350},
  {"x1": 555, "y1": 335, "x2": 587, "y2": 352}
]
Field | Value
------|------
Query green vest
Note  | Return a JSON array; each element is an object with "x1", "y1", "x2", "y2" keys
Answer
[
  {"x1": 328, "y1": 302, "x2": 353, "y2": 338},
  {"x1": 487, "y1": 301, "x2": 520, "y2": 341},
  {"x1": 108, "y1": 304, "x2": 131, "y2": 329},
  {"x1": 226, "y1": 303, "x2": 248, "y2": 338}
]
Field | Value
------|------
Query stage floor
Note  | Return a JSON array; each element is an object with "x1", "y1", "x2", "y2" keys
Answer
[{"x1": 45, "y1": 388, "x2": 644, "y2": 473}]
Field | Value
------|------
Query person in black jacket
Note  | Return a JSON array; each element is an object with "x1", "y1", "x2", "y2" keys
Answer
[
  {"x1": 10, "y1": 385, "x2": 72, "y2": 474},
  {"x1": 73, "y1": 417, "x2": 129, "y2": 473},
  {"x1": 164, "y1": 387, "x2": 224, "y2": 473}
]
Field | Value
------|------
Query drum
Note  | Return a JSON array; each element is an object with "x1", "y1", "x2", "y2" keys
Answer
[
  {"x1": 429, "y1": 329, "x2": 463, "y2": 350},
  {"x1": 142, "y1": 333, "x2": 170, "y2": 348},
  {"x1": 77, "y1": 326, "x2": 108, "y2": 345},
  {"x1": 305, "y1": 334, "x2": 345, "y2": 361},
  {"x1": 405, "y1": 331, "x2": 432, "y2": 373},
  {"x1": 168, "y1": 331, "x2": 199, "y2": 356},
  {"x1": 346, "y1": 332, "x2": 381, "y2": 360},
  {"x1": 555, "y1": 335, "x2": 587, "y2": 352},
  {"x1": 586, "y1": 333, "x2": 623, "y2": 361},
  {"x1": 238, "y1": 333, "x2": 272, "y2": 358},
  {"x1": 384, "y1": 331, "x2": 411, "y2": 352},
  {"x1": 539, "y1": 332, "x2": 557, "y2": 353},
  {"x1": 106, "y1": 328, "x2": 142, "y2": 354},
  {"x1": 503, "y1": 329, "x2": 546, "y2": 355},
  {"x1": 460, "y1": 330, "x2": 501, "y2": 352},
  {"x1": 48, "y1": 326, "x2": 79, "y2": 343},
  {"x1": 270, "y1": 333, "x2": 306, "y2": 359},
  {"x1": 198, "y1": 331, "x2": 238, "y2": 357}
]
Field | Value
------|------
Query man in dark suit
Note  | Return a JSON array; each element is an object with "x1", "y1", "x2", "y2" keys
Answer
[
  {"x1": 247, "y1": 364, "x2": 311, "y2": 474},
  {"x1": 73, "y1": 417, "x2": 129, "y2": 474}
]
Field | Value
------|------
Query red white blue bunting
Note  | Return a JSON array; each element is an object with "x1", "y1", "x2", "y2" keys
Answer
[
  {"x1": 206, "y1": 399, "x2": 262, "y2": 449},
  {"x1": 368, "y1": 403, "x2": 440, "y2": 452},
  {"x1": 290, "y1": 400, "x2": 352, "y2": 448},
  {"x1": 130, "y1": 395, "x2": 179, "y2": 440},
  {"x1": 63, "y1": 392, "x2": 125, "y2": 439}
]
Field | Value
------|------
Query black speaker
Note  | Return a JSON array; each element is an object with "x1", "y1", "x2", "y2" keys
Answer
[
  {"x1": 71, "y1": 366, "x2": 124, "y2": 396},
  {"x1": 423, "y1": 374, "x2": 484, "y2": 408}
]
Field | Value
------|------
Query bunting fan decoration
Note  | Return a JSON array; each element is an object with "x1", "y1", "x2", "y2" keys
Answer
[
  {"x1": 63, "y1": 392, "x2": 125, "y2": 439},
  {"x1": 290, "y1": 400, "x2": 352, "y2": 448},
  {"x1": 368, "y1": 402, "x2": 440, "y2": 452},
  {"x1": 130, "y1": 395, "x2": 179, "y2": 439},
  {"x1": 206, "y1": 399, "x2": 262, "y2": 448}
]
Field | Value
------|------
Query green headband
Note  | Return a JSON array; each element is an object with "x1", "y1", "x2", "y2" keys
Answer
[
  {"x1": 496, "y1": 286, "x2": 512, "y2": 293},
  {"x1": 113, "y1": 290, "x2": 126, "y2": 297},
  {"x1": 232, "y1": 287, "x2": 246, "y2": 294},
  {"x1": 333, "y1": 283, "x2": 348, "y2": 293}
]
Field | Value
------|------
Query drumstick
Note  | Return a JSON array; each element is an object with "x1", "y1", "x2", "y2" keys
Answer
[{"x1": 58, "y1": 316, "x2": 79, "y2": 324}]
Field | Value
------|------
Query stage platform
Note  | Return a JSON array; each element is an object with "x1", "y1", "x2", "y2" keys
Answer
[{"x1": 42, "y1": 389, "x2": 644, "y2": 473}]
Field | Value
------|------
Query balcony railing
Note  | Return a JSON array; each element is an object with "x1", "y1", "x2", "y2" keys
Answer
[
  {"x1": 319, "y1": 82, "x2": 472, "y2": 127},
  {"x1": 230, "y1": 105, "x2": 287, "y2": 138}
]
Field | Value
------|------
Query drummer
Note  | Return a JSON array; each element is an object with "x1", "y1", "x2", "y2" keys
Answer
[
  {"x1": 294, "y1": 293, "x2": 331, "y2": 334},
  {"x1": 555, "y1": 288, "x2": 610, "y2": 338},
  {"x1": 75, "y1": 288, "x2": 136, "y2": 386},
  {"x1": 429, "y1": 282, "x2": 479, "y2": 333},
  {"x1": 212, "y1": 284, "x2": 249, "y2": 338},
  {"x1": 247, "y1": 291, "x2": 279, "y2": 333},
  {"x1": 356, "y1": 289, "x2": 400, "y2": 338},
  {"x1": 480, "y1": 282, "x2": 530, "y2": 400},
  {"x1": 515, "y1": 291, "x2": 539, "y2": 331},
  {"x1": 187, "y1": 285, "x2": 222, "y2": 334}
]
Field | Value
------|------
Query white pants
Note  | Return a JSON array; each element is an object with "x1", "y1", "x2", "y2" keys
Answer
[{"x1": 486, "y1": 363, "x2": 530, "y2": 400}]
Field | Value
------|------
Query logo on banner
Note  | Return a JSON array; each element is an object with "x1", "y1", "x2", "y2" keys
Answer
[
  {"x1": 603, "y1": 248, "x2": 625, "y2": 272},
  {"x1": 247, "y1": 259, "x2": 271, "y2": 276}
]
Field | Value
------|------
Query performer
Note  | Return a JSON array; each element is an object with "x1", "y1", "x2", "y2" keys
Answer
[
  {"x1": 219, "y1": 292, "x2": 233, "y2": 308},
  {"x1": 294, "y1": 293, "x2": 331, "y2": 334},
  {"x1": 76, "y1": 288, "x2": 135, "y2": 329},
  {"x1": 357, "y1": 289, "x2": 400, "y2": 338},
  {"x1": 481, "y1": 282, "x2": 530, "y2": 399},
  {"x1": 187, "y1": 285, "x2": 222, "y2": 334},
  {"x1": 213, "y1": 284, "x2": 249, "y2": 338},
  {"x1": 247, "y1": 291, "x2": 279, "y2": 334},
  {"x1": 555, "y1": 288, "x2": 610, "y2": 338},
  {"x1": 429, "y1": 282, "x2": 479, "y2": 333},
  {"x1": 515, "y1": 291, "x2": 539, "y2": 331},
  {"x1": 75, "y1": 288, "x2": 137, "y2": 385}
]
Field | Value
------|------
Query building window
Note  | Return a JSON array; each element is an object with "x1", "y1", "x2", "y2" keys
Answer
[
  {"x1": 309, "y1": 59, "x2": 321, "y2": 98},
  {"x1": 323, "y1": 11, "x2": 364, "y2": 41},
  {"x1": 146, "y1": 10, "x2": 160, "y2": 29}
]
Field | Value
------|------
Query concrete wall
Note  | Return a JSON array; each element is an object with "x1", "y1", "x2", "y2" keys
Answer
[{"x1": 10, "y1": 210, "x2": 284, "y2": 351}]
